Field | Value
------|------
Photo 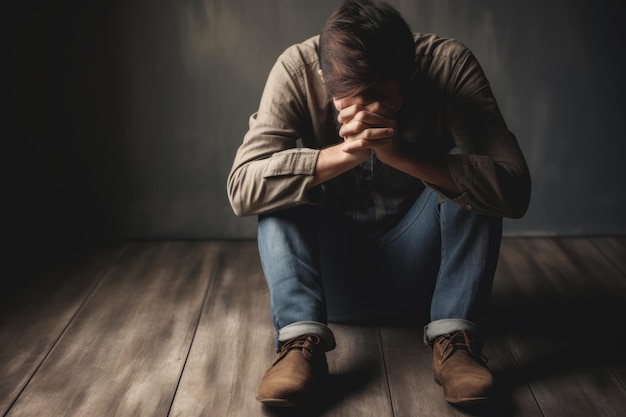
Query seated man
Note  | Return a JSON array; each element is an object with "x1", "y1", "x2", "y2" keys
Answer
[{"x1": 227, "y1": 0, "x2": 531, "y2": 408}]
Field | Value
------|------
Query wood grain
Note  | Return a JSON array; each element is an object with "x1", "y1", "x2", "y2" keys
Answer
[
  {"x1": 5, "y1": 241, "x2": 220, "y2": 417},
  {"x1": 589, "y1": 237, "x2": 626, "y2": 276},
  {"x1": 0, "y1": 243, "x2": 125, "y2": 416},
  {"x1": 321, "y1": 324, "x2": 393, "y2": 417},
  {"x1": 380, "y1": 325, "x2": 459, "y2": 417},
  {"x1": 501, "y1": 238, "x2": 626, "y2": 417},
  {"x1": 168, "y1": 240, "x2": 274, "y2": 417},
  {"x1": 3, "y1": 238, "x2": 625, "y2": 417}
]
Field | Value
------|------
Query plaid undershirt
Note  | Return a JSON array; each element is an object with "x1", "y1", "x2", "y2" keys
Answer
[{"x1": 337, "y1": 152, "x2": 423, "y2": 230}]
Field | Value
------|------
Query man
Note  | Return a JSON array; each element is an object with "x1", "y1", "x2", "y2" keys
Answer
[{"x1": 227, "y1": 0, "x2": 530, "y2": 408}]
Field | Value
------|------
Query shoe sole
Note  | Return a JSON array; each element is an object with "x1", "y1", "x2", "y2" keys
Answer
[
  {"x1": 444, "y1": 395, "x2": 489, "y2": 405},
  {"x1": 434, "y1": 374, "x2": 489, "y2": 405},
  {"x1": 257, "y1": 397, "x2": 301, "y2": 407}
]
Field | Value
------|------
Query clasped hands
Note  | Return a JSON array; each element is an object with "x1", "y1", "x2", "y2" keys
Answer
[
  {"x1": 333, "y1": 96, "x2": 401, "y2": 164},
  {"x1": 329, "y1": 93, "x2": 458, "y2": 193}
]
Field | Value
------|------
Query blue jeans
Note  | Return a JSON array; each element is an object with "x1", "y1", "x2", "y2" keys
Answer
[{"x1": 257, "y1": 188, "x2": 502, "y2": 350}]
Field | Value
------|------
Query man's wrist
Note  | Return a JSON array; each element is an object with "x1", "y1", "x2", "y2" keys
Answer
[{"x1": 312, "y1": 144, "x2": 368, "y2": 186}]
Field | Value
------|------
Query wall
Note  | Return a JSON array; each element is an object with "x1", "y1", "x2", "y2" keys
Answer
[{"x1": 14, "y1": 0, "x2": 626, "y2": 241}]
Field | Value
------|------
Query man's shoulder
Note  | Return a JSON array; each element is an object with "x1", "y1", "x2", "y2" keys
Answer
[
  {"x1": 278, "y1": 35, "x2": 320, "y2": 70},
  {"x1": 413, "y1": 33, "x2": 470, "y2": 60}
]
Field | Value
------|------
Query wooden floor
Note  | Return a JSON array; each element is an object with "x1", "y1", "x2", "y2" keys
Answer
[{"x1": 1, "y1": 238, "x2": 625, "y2": 417}]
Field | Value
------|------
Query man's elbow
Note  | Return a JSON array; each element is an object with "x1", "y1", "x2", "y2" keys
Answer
[{"x1": 226, "y1": 171, "x2": 247, "y2": 217}]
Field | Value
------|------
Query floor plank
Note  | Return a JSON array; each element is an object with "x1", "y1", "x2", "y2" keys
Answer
[
  {"x1": 5, "y1": 241, "x2": 220, "y2": 417},
  {"x1": 589, "y1": 237, "x2": 626, "y2": 276},
  {"x1": 3, "y1": 238, "x2": 625, "y2": 417},
  {"x1": 0, "y1": 243, "x2": 125, "y2": 416},
  {"x1": 321, "y1": 324, "x2": 393, "y2": 417},
  {"x1": 589, "y1": 237, "x2": 626, "y2": 388},
  {"x1": 489, "y1": 240, "x2": 556, "y2": 417},
  {"x1": 380, "y1": 326, "x2": 460, "y2": 417},
  {"x1": 168, "y1": 240, "x2": 275, "y2": 417},
  {"x1": 496, "y1": 238, "x2": 626, "y2": 417},
  {"x1": 480, "y1": 334, "x2": 544, "y2": 417}
]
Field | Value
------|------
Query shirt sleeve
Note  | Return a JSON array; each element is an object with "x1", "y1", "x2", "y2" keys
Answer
[
  {"x1": 441, "y1": 49, "x2": 531, "y2": 218},
  {"x1": 226, "y1": 49, "x2": 322, "y2": 217}
]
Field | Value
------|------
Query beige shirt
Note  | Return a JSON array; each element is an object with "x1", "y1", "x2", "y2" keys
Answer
[{"x1": 227, "y1": 34, "x2": 531, "y2": 222}]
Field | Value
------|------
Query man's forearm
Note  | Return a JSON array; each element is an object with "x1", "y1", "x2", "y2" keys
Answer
[
  {"x1": 382, "y1": 150, "x2": 460, "y2": 194},
  {"x1": 311, "y1": 144, "x2": 369, "y2": 187}
]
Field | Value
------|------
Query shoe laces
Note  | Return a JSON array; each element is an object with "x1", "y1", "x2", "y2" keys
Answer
[
  {"x1": 439, "y1": 330, "x2": 488, "y2": 365},
  {"x1": 273, "y1": 334, "x2": 321, "y2": 365}
]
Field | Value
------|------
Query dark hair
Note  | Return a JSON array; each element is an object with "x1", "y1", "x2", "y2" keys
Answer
[{"x1": 319, "y1": 0, "x2": 415, "y2": 98}]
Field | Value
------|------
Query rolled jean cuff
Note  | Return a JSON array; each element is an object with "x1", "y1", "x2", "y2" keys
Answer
[
  {"x1": 423, "y1": 319, "x2": 481, "y2": 346},
  {"x1": 278, "y1": 321, "x2": 336, "y2": 351}
]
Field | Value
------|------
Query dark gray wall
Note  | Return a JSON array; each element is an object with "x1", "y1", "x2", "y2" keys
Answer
[{"x1": 15, "y1": 0, "x2": 626, "y2": 242}]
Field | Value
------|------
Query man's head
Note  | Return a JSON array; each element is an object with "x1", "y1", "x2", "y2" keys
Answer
[{"x1": 319, "y1": 0, "x2": 415, "y2": 100}]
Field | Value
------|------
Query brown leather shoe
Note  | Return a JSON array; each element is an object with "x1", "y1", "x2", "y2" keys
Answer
[
  {"x1": 256, "y1": 334, "x2": 328, "y2": 407},
  {"x1": 432, "y1": 330, "x2": 493, "y2": 404}
]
